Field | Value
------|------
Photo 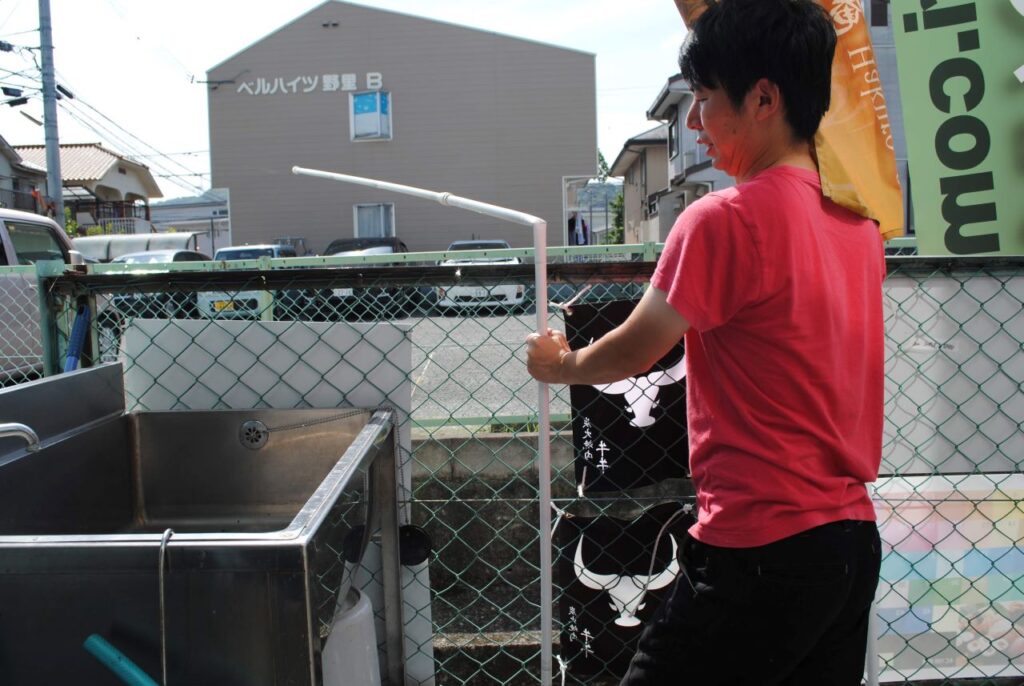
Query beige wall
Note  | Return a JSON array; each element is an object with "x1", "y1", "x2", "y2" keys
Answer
[
  {"x1": 620, "y1": 145, "x2": 668, "y2": 244},
  {"x1": 0, "y1": 157, "x2": 14, "y2": 190},
  {"x1": 97, "y1": 167, "x2": 153, "y2": 201},
  {"x1": 208, "y1": 2, "x2": 596, "y2": 253}
]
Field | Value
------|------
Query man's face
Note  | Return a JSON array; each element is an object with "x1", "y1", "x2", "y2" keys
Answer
[{"x1": 685, "y1": 84, "x2": 761, "y2": 181}]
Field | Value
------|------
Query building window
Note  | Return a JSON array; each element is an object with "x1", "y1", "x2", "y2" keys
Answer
[
  {"x1": 668, "y1": 117, "x2": 678, "y2": 160},
  {"x1": 870, "y1": 0, "x2": 889, "y2": 27},
  {"x1": 354, "y1": 203, "x2": 395, "y2": 238},
  {"x1": 350, "y1": 91, "x2": 392, "y2": 141}
]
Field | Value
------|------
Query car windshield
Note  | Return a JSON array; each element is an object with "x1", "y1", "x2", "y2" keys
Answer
[
  {"x1": 113, "y1": 252, "x2": 177, "y2": 264},
  {"x1": 215, "y1": 248, "x2": 275, "y2": 260},
  {"x1": 447, "y1": 241, "x2": 510, "y2": 251}
]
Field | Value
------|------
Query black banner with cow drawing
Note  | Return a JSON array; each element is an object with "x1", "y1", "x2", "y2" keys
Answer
[
  {"x1": 557, "y1": 502, "x2": 695, "y2": 677},
  {"x1": 565, "y1": 299, "x2": 689, "y2": 492}
]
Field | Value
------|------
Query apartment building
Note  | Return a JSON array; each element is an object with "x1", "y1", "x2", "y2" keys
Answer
[{"x1": 206, "y1": 1, "x2": 597, "y2": 252}]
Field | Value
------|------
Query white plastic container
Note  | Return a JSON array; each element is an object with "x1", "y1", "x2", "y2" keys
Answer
[{"x1": 322, "y1": 588, "x2": 381, "y2": 686}]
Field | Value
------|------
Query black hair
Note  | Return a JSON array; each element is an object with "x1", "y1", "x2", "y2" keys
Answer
[{"x1": 679, "y1": 0, "x2": 837, "y2": 142}]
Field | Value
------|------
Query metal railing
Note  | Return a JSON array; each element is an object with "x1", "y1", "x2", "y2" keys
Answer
[
  {"x1": 0, "y1": 187, "x2": 41, "y2": 213},
  {"x1": 2, "y1": 244, "x2": 1022, "y2": 685}
]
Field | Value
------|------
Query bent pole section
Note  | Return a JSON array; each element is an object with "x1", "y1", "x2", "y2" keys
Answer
[{"x1": 292, "y1": 166, "x2": 556, "y2": 684}]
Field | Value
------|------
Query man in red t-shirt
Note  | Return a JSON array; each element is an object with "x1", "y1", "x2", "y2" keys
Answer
[{"x1": 527, "y1": 1, "x2": 884, "y2": 683}]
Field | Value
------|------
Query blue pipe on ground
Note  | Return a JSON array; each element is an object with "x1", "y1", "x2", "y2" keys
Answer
[{"x1": 83, "y1": 634, "x2": 160, "y2": 686}]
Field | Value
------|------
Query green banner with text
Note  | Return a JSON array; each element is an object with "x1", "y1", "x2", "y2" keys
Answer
[{"x1": 893, "y1": 0, "x2": 1024, "y2": 255}]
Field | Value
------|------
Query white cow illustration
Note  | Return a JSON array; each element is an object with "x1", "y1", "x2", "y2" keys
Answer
[
  {"x1": 592, "y1": 355, "x2": 686, "y2": 428},
  {"x1": 573, "y1": 535, "x2": 680, "y2": 628}
]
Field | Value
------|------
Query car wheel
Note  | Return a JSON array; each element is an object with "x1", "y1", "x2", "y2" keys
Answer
[{"x1": 273, "y1": 305, "x2": 300, "y2": 321}]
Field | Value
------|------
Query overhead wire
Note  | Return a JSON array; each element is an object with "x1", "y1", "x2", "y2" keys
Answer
[
  {"x1": 103, "y1": 0, "x2": 199, "y2": 84},
  {"x1": 0, "y1": 0, "x2": 26, "y2": 34},
  {"x1": 4, "y1": 39, "x2": 208, "y2": 196},
  {"x1": 15, "y1": 46, "x2": 209, "y2": 195},
  {"x1": 51, "y1": 94, "x2": 207, "y2": 195},
  {"x1": 49, "y1": 61, "x2": 207, "y2": 185},
  {"x1": 70, "y1": 92, "x2": 208, "y2": 181},
  {"x1": 55, "y1": 96, "x2": 207, "y2": 195}
]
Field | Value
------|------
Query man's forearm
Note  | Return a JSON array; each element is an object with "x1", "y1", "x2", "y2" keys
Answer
[
  {"x1": 527, "y1": 286, "x2": 689, "y2": 387},
  {"x1": 559, "y1": 328, "x2": 662, "y2": 386}
]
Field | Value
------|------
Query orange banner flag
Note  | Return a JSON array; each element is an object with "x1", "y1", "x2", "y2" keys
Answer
[{"x1": 673, "y1": 0, "x2": 904, "y2": 239}]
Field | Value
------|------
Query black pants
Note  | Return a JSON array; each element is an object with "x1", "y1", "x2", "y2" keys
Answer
[{"x1": 620, "y1": 520, "x2": 881, "y2": 686}]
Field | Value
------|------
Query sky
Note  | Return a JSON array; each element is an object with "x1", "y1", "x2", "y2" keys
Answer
[{"x1": 0, "y1": 0, "x2": 687, "y2": 199}]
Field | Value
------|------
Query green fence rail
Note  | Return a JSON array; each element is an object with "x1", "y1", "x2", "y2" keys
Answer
[{"x1": 3, "y1": 244, "x2": 1022, "y2": 686}]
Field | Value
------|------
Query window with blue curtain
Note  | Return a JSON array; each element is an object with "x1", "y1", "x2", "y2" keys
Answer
[{"x1": 351, "y1": 91, "x2": 392, "y2": 140}]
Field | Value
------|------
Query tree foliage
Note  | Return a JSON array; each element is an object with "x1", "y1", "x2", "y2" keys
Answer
[
  {"x1": 597, "y1": 151, "x2": 610, "y2": 182},
  {"x1": 604, "y1": 190, "x2": 625, "y2": 244}
]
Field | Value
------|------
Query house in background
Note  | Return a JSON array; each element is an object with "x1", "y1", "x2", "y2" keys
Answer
[
  {"x1": 613, "y1": 0, "x2": 910, "y2": 242},
  {"x1": 150, "y1": 188, "x2": 232, "y2": 258},
  {"x1": 609, "y1": 74, "x2": 732, "y2": 243},
  {"x1": 14, "y1": 142, "x2": 162, "y2": 234},
  {"x1": 206, "y1": 0, "x2": 596, "y2": 253},
  {"x1": 644, "y1": 74, "x2": 734, "y2": 234},
  {"x1": 608, "y1": 124, "x2": 668, "y2": 244},
  {"x1": 0, "y1": 135, "x2": 48, "y2": 213}
]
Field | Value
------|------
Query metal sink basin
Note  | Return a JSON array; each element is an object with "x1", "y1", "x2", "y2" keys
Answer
[
  {"x1": 0, "y1": 364, "x2": 403, "y2": 685},
  {"x1": 1, "y1": 407, "x2": 375, "y2": 536}
]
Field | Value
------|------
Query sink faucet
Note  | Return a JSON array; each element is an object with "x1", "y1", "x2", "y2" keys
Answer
[{"x1": 0, "y1": 423, "x2": 40, "y2": 452}]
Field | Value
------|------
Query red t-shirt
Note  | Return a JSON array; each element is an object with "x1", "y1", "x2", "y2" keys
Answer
[{"x1": 652, "y1": 166, "x2": 884, "y2": 548}]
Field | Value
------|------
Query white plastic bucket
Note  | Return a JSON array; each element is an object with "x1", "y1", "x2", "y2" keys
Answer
[{"x1": 322, "y1": 588, "x2": 381, "y2": 686}]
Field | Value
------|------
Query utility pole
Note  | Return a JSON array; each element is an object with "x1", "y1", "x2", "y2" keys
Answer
[{"x1": 38, "y1": 0, "x2": 63, "y2": 228}]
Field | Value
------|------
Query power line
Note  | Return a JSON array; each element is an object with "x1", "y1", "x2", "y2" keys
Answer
[
  {"x1": 103, "y1": 0, "x2": 199, "y2": 84},
  {"x1": 132, "y1": 149, "x2": 209, "y2": 158},
  {"x1": 155, "y1": 172, "x2": 210, "y2": 178},
  {"x1": 54, "y1": 97, "x2": 207, "y2": 196},
  {"x1": 0, "y1": 65, "x2": 40, "y2": 81},
  {"x1": 0, "y1": 28, "x2": 39, "y2": 38},
  {"x1": 72, "y1": 95, "x2": 207, "y2": 182},
  {"x1": 2, "y1": 11, "x2": 209, "y2": 198},
  {"x1": 27, "y1": 49, "x2": 209, "y2": 195},
  {"x1": 0, "y1": 0, "x2": 26, "y2": 34}
]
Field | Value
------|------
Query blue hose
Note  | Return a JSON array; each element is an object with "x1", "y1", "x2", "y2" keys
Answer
[
  {"x1": 82, "y1": 634, "x2": 160, "y2": 686},
  {"x1": 63, "y1": 304, "x2": 91, "y2": 373}
]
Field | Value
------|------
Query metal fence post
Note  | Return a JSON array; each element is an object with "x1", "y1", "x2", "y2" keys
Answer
[
  {"x1": 377, "y1": 413, "x2": 406, "y2": 686},
  {"x1": 34, "y1": 259, "x2": 65, "y2": 376},
  {"x1": 642, "y1": 241, "x2": 658, "y2": 263},
  {"x1": 258, "y1": 255, "x2": 274, "y2": 321}
]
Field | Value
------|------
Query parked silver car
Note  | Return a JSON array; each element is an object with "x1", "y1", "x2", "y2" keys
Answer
[
  {"x1": 107, "y1": 249, "x2": 211, "y2": 318},
  {"x1": 196, "y1": 244, "x2": 308, "y2": 319},
  {"x1": 307, "y1": 237, "x2": 435, "y2": 320},
  {"x1": 0, "y1": 209, "x2": 82, "y2": 383},
  {"x1": 436, "y1": 240, "x2": 526, "y2": 313}
]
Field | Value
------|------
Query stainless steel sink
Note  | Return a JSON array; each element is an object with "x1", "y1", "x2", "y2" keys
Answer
[
  {"x1": 0, "y1": 364, "x2": 404, "y2": 685},
  {"x1": 1, "y1": 407, "x2": 375, "y2": 536}
]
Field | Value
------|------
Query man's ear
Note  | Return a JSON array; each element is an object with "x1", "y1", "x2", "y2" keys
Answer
[{"x1": 750, "y1": 78, "x2": 782, "y2": 120}]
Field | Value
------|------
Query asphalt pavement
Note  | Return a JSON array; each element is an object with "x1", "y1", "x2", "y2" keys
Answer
[{"x1": 408, "y1": 309, "x2": 571, "y2": 426}]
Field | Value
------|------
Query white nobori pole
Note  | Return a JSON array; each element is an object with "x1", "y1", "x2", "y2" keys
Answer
[{"x1": 292, "y1": 166, "x2": 555, "y2": 684}]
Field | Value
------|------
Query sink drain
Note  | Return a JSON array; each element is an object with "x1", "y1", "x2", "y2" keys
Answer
[{"x1": 239, "y1": 420, "x2": 270, "y2": 450}]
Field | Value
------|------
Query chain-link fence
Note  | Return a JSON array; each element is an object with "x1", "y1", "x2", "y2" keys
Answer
[
  {"x1": 0, "y1": 264, "x2": 46, "y2": 387},
  {"x1": 3, "y1": 247, "x2": 1022, "y2": 685}
]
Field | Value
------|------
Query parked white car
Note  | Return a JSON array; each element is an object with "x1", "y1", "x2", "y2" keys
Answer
[
  {"x1": 107, "y1": 249, "x2": 210, "y2": 319},
  {"x1": 196, "y1": 244, "x2": 305, "y2": 319},
  {"x1": 435, "y1": 240, "x2": 526, "y2": 313}
]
